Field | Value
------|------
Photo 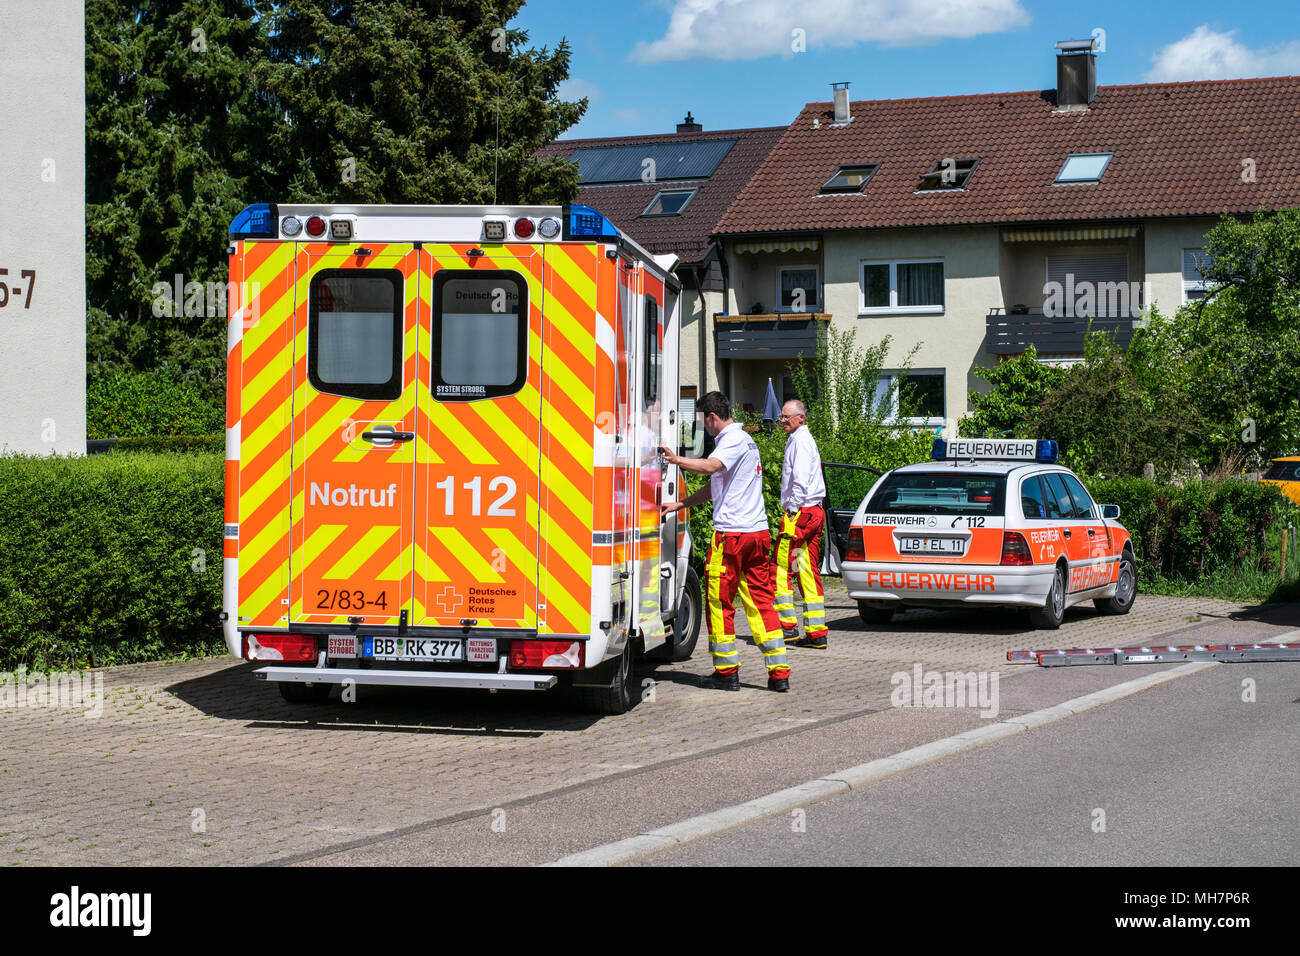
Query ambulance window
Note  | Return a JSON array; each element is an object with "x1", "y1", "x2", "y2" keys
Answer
[
  {"x1": 431, "y1": 271, "x2": 527, "y2": 401},
  {"x1": 1041, "y1": 473, "x2": 1077, "y2": 520},
  {"x1": 644, "y1": 297, "x2": 660, "y2": 407},
  {"x1": 1060, "y1": 474, "x2": 1097, "y2": 519},
  {"x1": 1020, "y1": 475, "x2": 1048, "y2": 520},
  {"x1": 308, "y1": 270, "x2": 403, "y2": 401}
]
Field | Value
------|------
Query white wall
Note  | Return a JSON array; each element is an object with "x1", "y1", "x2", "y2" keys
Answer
[
  {"x1": 0, "y1": 1, "x2": 86, "y2": 454},
  {"x1": 1143, "y1": 218, "x2": 1219, "y2": 318}
]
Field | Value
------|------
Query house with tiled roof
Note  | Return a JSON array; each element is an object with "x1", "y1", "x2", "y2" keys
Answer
[
  {"x1": 541, "y1": 116, "x2": 784, "y2": 400},
  {"x1": 711, "y1": 41, "x2": 1300, "y2": 427}
]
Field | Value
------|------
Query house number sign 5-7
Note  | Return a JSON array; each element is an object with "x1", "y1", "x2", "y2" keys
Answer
[{"x1": 0, "y1": 269, "x2": 36, "y2": 308}]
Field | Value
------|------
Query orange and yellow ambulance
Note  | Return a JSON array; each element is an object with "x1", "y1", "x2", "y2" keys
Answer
[
  {"x1": 841, "y1": 438, "x2": 1136, "y2": 629},
  {"x1": 222, "y1": 203, "x2": 700, "y2": 713}
]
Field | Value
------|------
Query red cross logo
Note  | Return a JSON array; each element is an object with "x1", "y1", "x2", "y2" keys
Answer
[{"x1": 435, "y1": 586, "x2": 464, "y2": 615}]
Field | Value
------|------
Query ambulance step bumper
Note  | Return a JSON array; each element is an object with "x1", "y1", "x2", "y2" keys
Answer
[{"x1": 253, "y1": 666, "x2": 557, "y2": 691}]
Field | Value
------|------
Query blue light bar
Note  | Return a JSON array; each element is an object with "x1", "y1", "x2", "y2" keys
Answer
[
  {"x1": 1036, "y1": 440, "x2": 1059, "y2": 463},
  {"x1": 931, "y1": 438, "x2": 947, "y2": 460},
  {"x1": 229, "y1": 203, "x2": 278, "y2": 239},
  {"x1": 562, "y1": 204, "x2": 620, "y2": 241}
]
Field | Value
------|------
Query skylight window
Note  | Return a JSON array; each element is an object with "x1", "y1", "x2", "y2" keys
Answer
[
  {"x1": 641, "y1": 188, "x2": 697, "y2": 217},
  {"x1": 1056, "y1": 152, "x2": 1112, "y2": 183},
  {"x1": 820, "y1": 164, "x2": 879, "y2": 194},
  {"x1": 918, "y1": 157, "x2": 979, "y2": 191}
]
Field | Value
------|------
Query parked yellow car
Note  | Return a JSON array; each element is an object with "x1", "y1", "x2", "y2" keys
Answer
[{"x1": 1261, "y1": 457, "x2": 1300, "y2": 506}]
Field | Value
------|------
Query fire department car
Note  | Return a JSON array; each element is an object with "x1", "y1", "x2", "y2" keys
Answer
[
  {"x1": 841, "y1": 438, "x2": 1136, "y2": 629},
  {"x1": 222, "y1": 202, "x2": 701, "y2": 714}
]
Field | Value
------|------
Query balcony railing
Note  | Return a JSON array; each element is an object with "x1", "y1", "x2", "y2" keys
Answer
[
  {"x1": 985, "y1": 309, "x2": 1139, "y2": 355},
  {"x1": 714, "y1": 312, "x2": 830, "y2": 359}
]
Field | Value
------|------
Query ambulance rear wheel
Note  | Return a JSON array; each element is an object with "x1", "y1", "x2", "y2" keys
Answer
[
  {"x1": 670, "y1": 567, "x2": 702, "y2": 661},
  {"x1": 278, "y1": 681, "x2": 332, "y2": 704},
  {"x1": 857, "y1": 602, "x2": 895, "y2": 626},
  {"x1": 1094, "y1": 550, "x2": 1137, "y2": 615},
  {"x1": 1029, "y1": 565, "x2": 1066, "y2": 629},
  {"x1": 577, "y1": 643, "x2": 634, "y2": 715}
]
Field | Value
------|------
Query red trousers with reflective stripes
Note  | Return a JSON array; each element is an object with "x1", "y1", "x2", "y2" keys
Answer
[
  {"x1": 705, "y1": 530, "x2": 790, "y2": 678},
  {"x1": 773, "y1": 506, "x2": 827, "y2": 638}
]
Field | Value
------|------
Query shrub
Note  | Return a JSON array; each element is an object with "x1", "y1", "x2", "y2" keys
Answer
[
  {"x1": 0, "y1": 452, "x2": 224, "y2": 670},
  {"x1": 87, "y1": 368, "x2": 224, "y2": 439}
]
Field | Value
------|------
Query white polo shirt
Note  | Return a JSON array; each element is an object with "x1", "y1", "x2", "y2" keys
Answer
[
  {"x1": 781, "y1": 424, "x2": 827, "y2": 512},
  {"x1": 708, "y1": 422, "x2": 769, "y2": 533}
]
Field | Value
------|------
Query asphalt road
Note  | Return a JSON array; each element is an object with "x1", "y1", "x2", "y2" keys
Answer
[{"x1": 644, "y1": 660, "x2": 1300, "y2": 866}]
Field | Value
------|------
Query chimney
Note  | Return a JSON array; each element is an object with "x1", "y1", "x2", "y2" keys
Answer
[
  {"x1": 676, "y1": 111, "x2": 702, "y2": 134},
  {"x1": 1055, "y1": 39, "x2": 1097, "y2": 109},
  {"x1": 831, "y1": 82, "x2": 851, "y2": 124}
]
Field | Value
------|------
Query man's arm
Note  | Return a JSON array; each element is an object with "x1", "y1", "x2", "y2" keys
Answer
[
  {"x1": 784, "y1": 436, "x2": 808, "y2": 512},
  {"x1": 660, "y1": 446, "x2": 723, "y2": 476},
  {"x1": 661, "y1": 479, "x2": 711, "y2": 517}
]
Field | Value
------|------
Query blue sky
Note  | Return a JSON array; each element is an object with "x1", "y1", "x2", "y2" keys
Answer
[{"x1": 513, "y1": 0, "x2": 1300, "y2": 140}]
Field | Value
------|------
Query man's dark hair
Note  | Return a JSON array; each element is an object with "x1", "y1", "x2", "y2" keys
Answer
[{"x1": 697, "y1": 391, "x2": 731, "y2": 422}]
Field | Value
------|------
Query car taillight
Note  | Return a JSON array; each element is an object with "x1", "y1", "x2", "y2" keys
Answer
[
  {"x1": 509, "y1": 640, "x2": 583, "y2": 669},
  {"x1": 1000, "y1": 531, "x2": 1033, "y2": 566},
  {"x1": 244, "y1": 634, "x2": 317, "y2": 662},
  {"x1": 844, "y1": 527, "x2": 865, "y2": 562}
]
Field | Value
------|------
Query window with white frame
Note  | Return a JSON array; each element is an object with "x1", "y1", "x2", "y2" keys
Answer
[
  {"x1": 777, "y1": 265, "x2": 819, "y2": 312},
  {"x1": 1183, "y1": 248, "x2": 1216, "y2": 302},
  {"x1": 872, "y1": 370, "x2": 946, "y2": 425},
  {"x1": 860, "y1": 260, "x2": 944, "y2": 314}
]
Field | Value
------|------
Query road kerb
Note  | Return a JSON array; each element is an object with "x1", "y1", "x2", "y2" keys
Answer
[{"x1": 543, "y1": 660, "x2": 1217, "y2": 867}]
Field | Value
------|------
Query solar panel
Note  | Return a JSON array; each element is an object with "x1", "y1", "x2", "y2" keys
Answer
[{"x1": 572, "y1": 139, "x2": 737, "y2": 184}]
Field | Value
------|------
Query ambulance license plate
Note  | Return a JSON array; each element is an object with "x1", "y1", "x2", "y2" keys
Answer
[
  {"x1": 898, "y1": 536, "x2": 966, "y2": 556},
  {"x1": 365, "y1": 637, "x2": 463, "y2": 662}
]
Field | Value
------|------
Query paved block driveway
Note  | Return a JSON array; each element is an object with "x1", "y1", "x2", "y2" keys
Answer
[{"x1": 0, "y1": 584, "x2": 1282, "y2": 865}]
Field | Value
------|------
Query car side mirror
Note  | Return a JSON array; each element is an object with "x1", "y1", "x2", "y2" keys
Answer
[{"x1": 1101, "y1": 504, "x2": 1120, "y2": 519}]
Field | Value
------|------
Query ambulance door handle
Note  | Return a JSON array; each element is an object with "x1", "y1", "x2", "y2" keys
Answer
[
  {"x1": 1062, "y1": 529, "x2": 1072, "y2": 539},
  {"x1": 361, "y1": 430, "x2": 414, "y2": 443},
  {"x1": 1087, "y1": 528, "x2": 1096, "y2": 536}
]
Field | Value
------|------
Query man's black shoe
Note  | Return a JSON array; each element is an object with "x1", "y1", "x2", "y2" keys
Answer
[
  {"x1": 768, "y1": 676, "x2": 790, "y2": 692},
  {"x1": 699, "y1": 670, "x2": 740, "y2": 691},
  {"x1": 791, "y1": 636, "x2": 827, "y2": 649}
]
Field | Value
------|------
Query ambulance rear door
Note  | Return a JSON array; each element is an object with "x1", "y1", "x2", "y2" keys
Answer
[
  {"x1": 411, "y1": 245, "x2": 543, "y2": 632},
  {"x1": 288, "y1": 243, "x2": 420, "y2": 629}
]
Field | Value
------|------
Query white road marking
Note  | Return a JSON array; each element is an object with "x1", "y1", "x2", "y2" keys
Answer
[{"x1": 543, "y1": 661, "x2": 1217, "y2": 867}]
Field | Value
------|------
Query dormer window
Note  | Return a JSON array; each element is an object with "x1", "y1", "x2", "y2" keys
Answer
[
  {"x1": 820, "y1": 164, "x2": 879, "y2": 194},
  {"x1": 918, "y1": 157, "x2": 978, "y2": 191}
]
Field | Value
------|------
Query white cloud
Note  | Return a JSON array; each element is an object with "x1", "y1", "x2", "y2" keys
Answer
[
  {"x1": 557, "y1": 77, "x2": 601, "y2": 102},
  {"x1": 1146, "y1": 25, "x2": 1300, "y2": 82},
  {"x1": 631, "y1": 0, "x2": 1030, "y2": 63}
]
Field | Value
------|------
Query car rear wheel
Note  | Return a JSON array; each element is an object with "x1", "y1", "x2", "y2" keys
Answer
[
  {"x1": 1094, "y1": 551, "x2": 1137, "y2": 615},
  {"x1": 1028, "y1": 565, "x2": 1066, "y2": 629},
  {"x1": 857, "y1": 601, "x2": 895, "y2": 626},
  {"x1": 576, "y1": 641, "x2": 634, "y2": 715}
]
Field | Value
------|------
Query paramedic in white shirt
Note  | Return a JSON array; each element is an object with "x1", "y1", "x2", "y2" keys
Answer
[
  {"x1": 774, "y1": 400, "x2": 830, "y2": 648},
  {"x1": 660, "y1": 391, "x2": 790, "y2": 692}
]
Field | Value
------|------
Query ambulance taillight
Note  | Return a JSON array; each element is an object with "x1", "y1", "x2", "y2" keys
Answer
[
  {"x1": 844, "y1": 527, "x2": 866, "y2": 562},
  {"x1": 305, "y1": 216, "x2": 326, "y2": 238},
  {"x1": 243, "y1": 634, "x2": 316, "y2": 662},
  {"x1": 513, "y1": 217, "x2": 535, "y2": 239},
  {"x1": 509, "y1": 640, "x2": 584, "y2": 669},
  {"x1": 999, "y1": 531, "x2": 1034, "y2": 566}
]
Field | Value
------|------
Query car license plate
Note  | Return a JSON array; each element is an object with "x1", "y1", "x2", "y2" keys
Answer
[
  {"x1": 365, "y1": 636, "x2": 463, "y2": 662},
  {"x1": 898, "y1": 536, "x2": 966, "y2": 556}
]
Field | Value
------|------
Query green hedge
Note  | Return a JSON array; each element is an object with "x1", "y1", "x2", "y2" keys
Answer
[
  {"x1": 0, "y1": 452, "x2": 224, "y2": 670},
  {"x1": 1085, "y1": 477, "x2": 1293, "y2": 585},
  {"x1": 87, "y1": 369, "x2": 224, "y2": 439}
]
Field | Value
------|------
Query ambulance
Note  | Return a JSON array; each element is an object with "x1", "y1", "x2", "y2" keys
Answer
[
  {"x1": 222, "y1": 202, "x2": 702, "y2": 713},
  {"x1": 840, "y1": 438, "x2": 1136, "y2": 629}
]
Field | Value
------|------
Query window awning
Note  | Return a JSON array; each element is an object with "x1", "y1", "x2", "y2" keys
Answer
[
  {"x1": 1002, "y1": 226, "x2": 1138, "y2": 242},
  {"x1": 733, "y1": 238, "x2": 820, "y2": 255}
]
